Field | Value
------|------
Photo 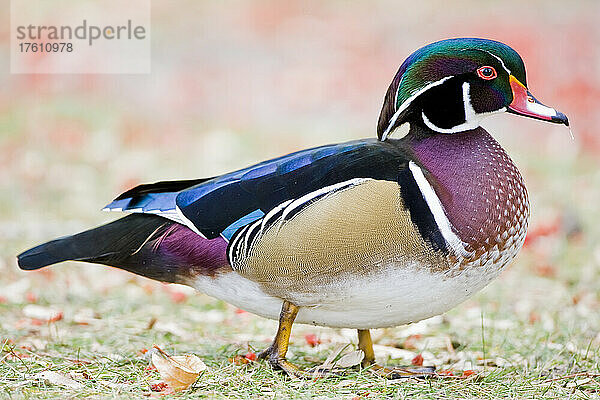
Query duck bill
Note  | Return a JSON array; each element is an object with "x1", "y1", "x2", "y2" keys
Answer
[{"x1": 507, "y1": 75, "x2": 569, "y2": 126}]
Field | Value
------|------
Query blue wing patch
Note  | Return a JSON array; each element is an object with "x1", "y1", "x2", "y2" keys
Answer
[
  {"x1": 105, "y1": 138, "x2": 409, "y2": 240},
  {"x1": 220, "y1": 209, "x2": 265, "y2": 241}
]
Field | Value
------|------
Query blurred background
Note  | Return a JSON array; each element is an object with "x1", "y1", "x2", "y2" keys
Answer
[{"x1": 1, "y1": 0, "x2": 600, "y2": 371}]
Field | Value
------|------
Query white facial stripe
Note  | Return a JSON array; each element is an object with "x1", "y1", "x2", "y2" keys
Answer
[
  {"x1": 463, "y1": 82, "x2": 476, "y2": 120},
  {"x1": 421, "y1": 82, "x2": 506, "y2": 134},
  {"x1": 421, "y1": 83, "x2": 479, "y2": 133},
  {"x1": 383, "y1": 51, "x2": 511, "y2": 141},
  {"x1": 382, "y1": 76, "x2": 454, "y2": 141},
  {"x1": 408, "y1": 162, "x2": 469, "y2": 257},
  {"x1": 482, "y1": 50, "x2": 511, "y2": 74}
]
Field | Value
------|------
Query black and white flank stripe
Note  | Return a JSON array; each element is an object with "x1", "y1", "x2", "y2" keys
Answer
[{"x1": 227, "y1": 178, "x2": 370, "y2": 265}]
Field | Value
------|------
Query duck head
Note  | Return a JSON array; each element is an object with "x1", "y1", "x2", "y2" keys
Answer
[{"x1": 377, "y1": 38, "x2": 569, "y2": 140}]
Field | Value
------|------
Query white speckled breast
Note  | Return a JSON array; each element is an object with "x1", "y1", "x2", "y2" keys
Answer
[{"x1": 412, "y1": 127, "x2": 529, "y2": 276}]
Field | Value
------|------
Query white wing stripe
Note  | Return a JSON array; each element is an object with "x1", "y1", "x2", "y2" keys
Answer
[
  {"x1": 279, "y1": 178, "x2": 370, "y2": 222},
  {"x1": 261, "y1": 199, "x2": 293, "y2": 231}
]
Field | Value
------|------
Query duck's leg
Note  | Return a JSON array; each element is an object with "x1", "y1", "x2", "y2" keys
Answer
[
  {"x1": 357, "y1": 329, "x2": 376, "y2": 366},
  {"x1": 357, "y1": 329, "x2": 436, "y2": 379},
  {"x1": 257, "y1": 300, "x2": 308, "y2": 378}
]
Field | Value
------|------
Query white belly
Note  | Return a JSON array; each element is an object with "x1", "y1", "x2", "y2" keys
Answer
[{"x1": 188, "y1": 262, "x2": 505, "y2": 329}]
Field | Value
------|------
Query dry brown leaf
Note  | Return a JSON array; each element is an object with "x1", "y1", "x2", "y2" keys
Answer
[
  {"x1": 151, "y1": 345, "x2": 206, "y2": 391},
  {"x1": 322, "y1": 343, "x2": 347, "y2": 368},
  {"x1": 37, "y1": 371, "x2": 84, "y2": 389},
  {"x1": 334, "y1": 350, "x2": 364, "y2": 369},
  {"x1": 23, "y1": 305, "x2": 63, "y2": 322}
]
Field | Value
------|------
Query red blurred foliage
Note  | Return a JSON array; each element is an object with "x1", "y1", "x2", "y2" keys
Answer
[
  {"x1": 304, "y1": 334, "x2": 321, "y2": 347},
  {"x1": 533, "y1": 264, "x2": 556, "y2": 278},
  {"x1": 49, "y1": 312, "x2": 63, "y2": 322},
  {"x1": 145, "y1": 364, "x2": 157, "y2": 372},
  {"x1": 402, "y1": 334, "x2": 422, "y2": 350},
  {"x1": 245, "y1": 352, "x2": 257, "y2": 361},
  {"x1": 229, "y1": 354, "x2": 250, "y2": 365},
  {"x1": 523, "y1": 220, "x2": 560, "y2": 248},
  {"x1": 437, "y1": 370, "x2": 455, "y2": 376},
  {"x1": 529, "y1": 311, "x2": 540, "y2": 324},
  {"x1": 150, "y1": 381, "x2": 169, "y2": 392},
  {"x1": 411, "y1": 354, "x2": 424, "y2": 366},
  {"x1": 463, "y1": 370, "x2": 476, "y2": 377},
  {"x1": 25, "y1": 292, "x2": 38, "y2": 303},
  {"x1": 169, "y1": 291, "x2": 187, "y2": 304}
]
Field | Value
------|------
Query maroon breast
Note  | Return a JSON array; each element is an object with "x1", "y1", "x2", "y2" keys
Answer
[{"x1": 411, "y1": 127, "x2": 529, "y2": 262}]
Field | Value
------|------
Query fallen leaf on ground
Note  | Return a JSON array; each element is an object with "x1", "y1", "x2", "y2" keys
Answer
[
  {"x1": 411, "y1": 354, "x2": 424, "y2": 366},
  {"x1": 150, "y1": 381, "x2": 170, "y2": 392},
  {"x1": 310, "y1": 345, "x2": 365, "y2": 377},
  {"x1": 23, "y1": 305, "x2": 63, "y2": 322},
  {"x1": 229, "y1": 354, "x2": 250, "y2": 365},
  {"x1": 321, "y1": 343, "x2": 347, "y2": 369},
  {"x1": 334, "y1": 350, "x2": 364, "y2": 368},
  {"x1": 151, "y1": 345, "x2": 206, "y2": 392},
  {"x1": 37, "y1": 371, "x2": 84, "y2": 389}
]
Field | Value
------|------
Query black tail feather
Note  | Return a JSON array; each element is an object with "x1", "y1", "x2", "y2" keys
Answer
[
  {"x1": 114, "y1": 178, "x2": 212, "y2": 200},
  {"x1": 17, "y1": 214, "x2": 183, "y2": 283}
]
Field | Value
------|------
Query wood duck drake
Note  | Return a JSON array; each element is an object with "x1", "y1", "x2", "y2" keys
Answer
[{"x1": 18, "y1": 38, "x2": 568, "y2": 378}]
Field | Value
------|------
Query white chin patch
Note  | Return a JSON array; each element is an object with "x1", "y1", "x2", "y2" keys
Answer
[{"x1": 393, "y1": 122, "x2": 411, "y2": 139}]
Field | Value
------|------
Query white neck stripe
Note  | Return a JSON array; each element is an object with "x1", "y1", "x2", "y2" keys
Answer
[{"x1": 408, "y1": 161, "x2": 469, "y2": 257}]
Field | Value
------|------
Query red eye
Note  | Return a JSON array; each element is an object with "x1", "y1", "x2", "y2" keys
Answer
[{"x1": 477, "y1": 66, "x2": 497, "y2": 80}]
